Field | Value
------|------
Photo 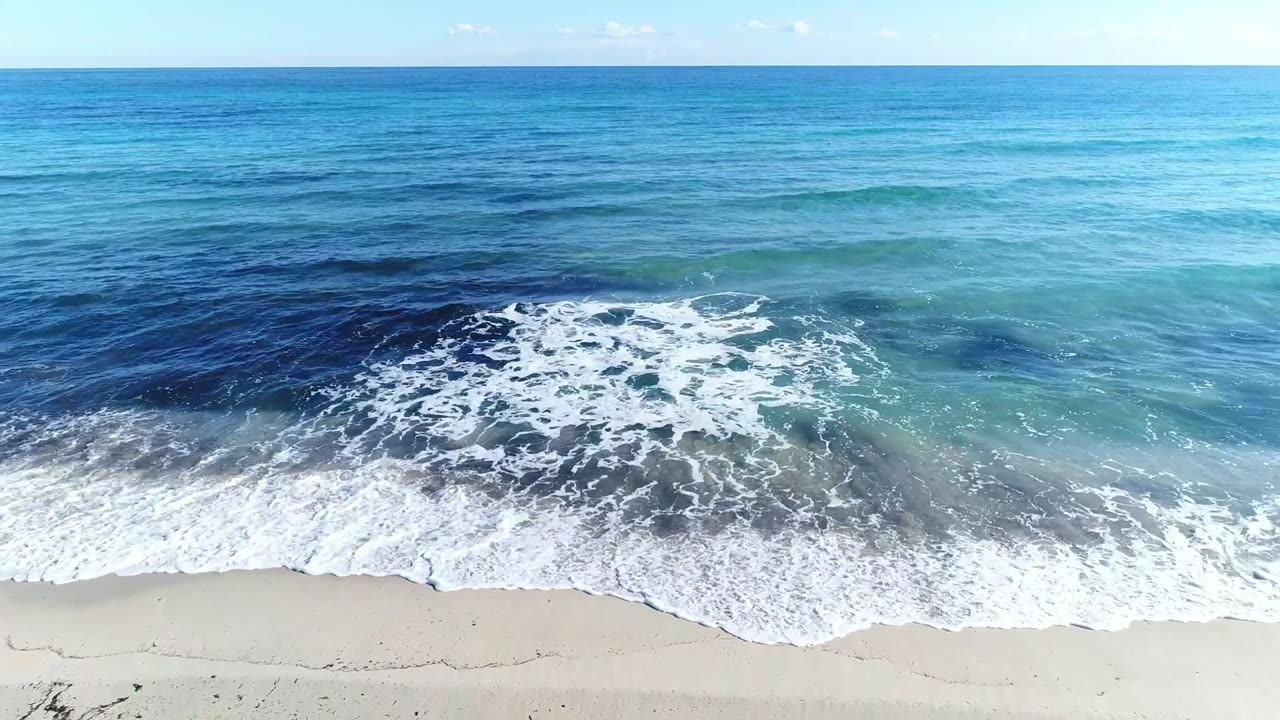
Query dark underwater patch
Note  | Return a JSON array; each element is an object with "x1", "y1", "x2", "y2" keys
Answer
[
  {"x1": 826, "y1": 290, "x2": 899, "y2": 318},
  {"x1": 947, "y1": 323, "x2": 1060, "y2": 374},
  {"x1": 313, "y1": 257, "x2": 432, "y2": 275}
]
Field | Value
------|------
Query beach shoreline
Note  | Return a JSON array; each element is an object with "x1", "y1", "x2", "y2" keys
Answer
[
  {"x1": 7, "y1": 67, "x2": 1280, "y2": 717},
  {"x1": 3, "y1": 570, "x2": 1277, "y2": 719}
]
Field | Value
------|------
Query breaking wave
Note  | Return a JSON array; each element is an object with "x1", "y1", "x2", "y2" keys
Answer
[{"x1": 2, "y1": 295, "x2": 1279, "y2": 644}]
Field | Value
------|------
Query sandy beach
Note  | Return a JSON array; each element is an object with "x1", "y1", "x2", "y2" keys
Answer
[{"x1": 1, "y1": 570, "x2": 1276, "y2": 719}]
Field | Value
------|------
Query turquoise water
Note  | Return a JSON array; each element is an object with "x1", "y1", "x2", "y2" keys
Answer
[{"x1": 2, "y1": 67, "x2": 1279, "y2": 643}]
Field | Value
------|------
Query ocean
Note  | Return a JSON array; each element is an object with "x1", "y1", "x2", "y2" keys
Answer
[{"x1": 1, "y1": 67, "x2": 1278, "y2": 644}]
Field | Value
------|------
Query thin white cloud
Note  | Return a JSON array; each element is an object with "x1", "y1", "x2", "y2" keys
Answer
[
  {"x1": 877, "y1": 29, "x2": 902, "y2": 40},
  {"x1": 1058, "y1": 24, "x2": 1186, "y2": 41},
  {"x1": 597, "y1": 21, "x2": 657, "y2": 38},
  {"x1": 559, "y1": 27, "x2": 577, "y2": 35},
  {"x1": 449, "y1": 24, "x2": 495, "y2": 37},
  {"x1": 739, "y1": 20, "x2": 813, "y2": 36}
]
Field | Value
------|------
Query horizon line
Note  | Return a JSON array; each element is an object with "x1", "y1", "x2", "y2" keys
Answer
[
  {"x1": 3, "y1": 63, "x2": 1279, "y2": 71},
  {"x1": 0, "y1": 63, "x2": 1274, "y2": 71}
]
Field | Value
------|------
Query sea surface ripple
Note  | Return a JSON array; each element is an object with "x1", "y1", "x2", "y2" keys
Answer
[{"x1": 2, "y1": 67, "x2": 1279, "y2": 644}]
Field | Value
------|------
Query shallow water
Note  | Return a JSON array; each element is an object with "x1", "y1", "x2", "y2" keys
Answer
[{"x1": 2, "y1": 67, "x2": 1279, "y2": 644}]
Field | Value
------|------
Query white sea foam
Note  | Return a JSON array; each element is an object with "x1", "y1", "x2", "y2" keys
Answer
[
  {"x1": 2, "y1": 445, "x2": 1278, "y2": 644},
  {"x1": 332, "y1": 294, "x2": 885, "y2": 513},
  {"x1": 2, "y1": 296, "x2": 1279, "y2": 644},
  {"x1": 345, "y1": 294, "x2": 878, "y2": 448}
]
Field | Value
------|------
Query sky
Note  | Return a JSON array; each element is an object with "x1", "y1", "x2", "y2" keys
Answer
[{"x1": 1, "y1": 0, "x2": 1277, "y2": 68}]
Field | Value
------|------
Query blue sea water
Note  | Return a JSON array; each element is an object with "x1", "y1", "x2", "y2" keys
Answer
[{"x1": 2, "y1": 67, "x2": 1279, "y2": 644}]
